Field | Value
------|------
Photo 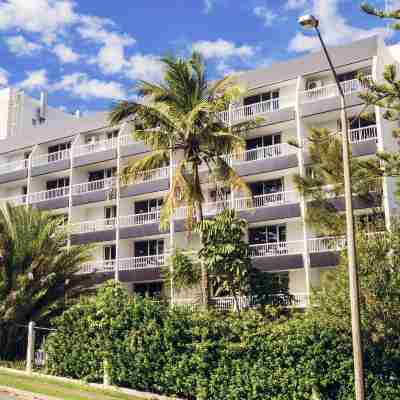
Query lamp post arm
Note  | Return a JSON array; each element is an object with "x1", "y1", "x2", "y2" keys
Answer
[{"x1": 315, "y1": 26, "x2": 346, "y2": 100}]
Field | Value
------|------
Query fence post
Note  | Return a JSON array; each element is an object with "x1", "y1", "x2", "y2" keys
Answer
[
  {"x1": 26, "y1": 321, "x2": 36, "y2": 374},
  {"x1": 103, "y1": 359, "x2": 111, "y2": 386}
]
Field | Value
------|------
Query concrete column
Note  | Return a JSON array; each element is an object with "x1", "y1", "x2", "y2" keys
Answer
[
  {"x1": 169, "y1": 146, "x2": 175, "y2": 305},
  {"x1": 67, "y1": 134, "x2": 80, "y2": 248},
  {"x1": 295, "y1": 75, "x2": 312, "y2": 304},
  {"x1": 26, "y1": 145, "x2": 38, "y2": 209},
  {"x1": 26, "y1": 321, "x2": 36, "y2": 374}
]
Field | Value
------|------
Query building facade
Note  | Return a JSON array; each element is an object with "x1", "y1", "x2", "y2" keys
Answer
[{"x1": 0, "y1": 36, "x2": 399, "y2": 307}]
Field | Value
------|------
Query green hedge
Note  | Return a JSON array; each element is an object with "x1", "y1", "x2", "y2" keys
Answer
[{"x1": 45, "y1": 282, "x2": 399, "y2": 400}]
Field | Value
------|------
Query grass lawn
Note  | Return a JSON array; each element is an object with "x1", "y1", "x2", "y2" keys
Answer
[{"x1": 0, "y1": 369, "x2": 148, "y2": 400}]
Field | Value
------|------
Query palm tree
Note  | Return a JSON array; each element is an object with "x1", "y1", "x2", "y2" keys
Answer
[
  {"x1": 110, "y1": 52, "x2": 259, "y2": 306},
  {"x1": 0, "y1": 204, "x2": 93, "y2": 359}
]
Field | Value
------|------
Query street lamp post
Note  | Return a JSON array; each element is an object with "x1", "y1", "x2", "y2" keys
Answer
[{"x1": 298, "y1": 15, "x2": 365, "y2": 400}]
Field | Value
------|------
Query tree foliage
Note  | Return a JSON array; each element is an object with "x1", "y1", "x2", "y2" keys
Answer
[
  {"x1": 110, "y1": 52, "x2": 262, "y2": 306},
  {"x1": 294, "y1": 127, "x2": 382, "y2": 235},
  {"x1": 45, "y1": 280, "x2": 400, "y2": 399},
  {"x1": 0, "y1": 204, "x2": 93, "y2": 359}
]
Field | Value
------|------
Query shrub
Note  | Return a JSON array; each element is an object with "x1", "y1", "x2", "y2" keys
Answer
[{"x1": 45, "y1": 281, "x2": 400, "y2": 400}]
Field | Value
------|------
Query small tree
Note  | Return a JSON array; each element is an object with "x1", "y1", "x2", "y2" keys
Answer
[
  {"x1": 293, "y1": 127, "x2": 383, "y2": 235},
  {"x1": 195, "y1": 209, "x2": 251, "y2": 314},
  {"x1": 0, "y1": 204, "x2": 93, "y2": 359}
]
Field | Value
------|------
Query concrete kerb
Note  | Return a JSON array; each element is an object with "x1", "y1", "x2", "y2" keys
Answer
[{"x1": 0, "y1": 367, "x2": 186, "y2": 400}]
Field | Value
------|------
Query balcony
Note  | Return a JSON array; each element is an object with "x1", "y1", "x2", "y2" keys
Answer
[
  {"x1": 0, "y1": 159, "x2": 28, "y2": 183},
  {"x1": 300, "y1": 77, "x2": 371, "y2": 118},
  {"x1": 350, "y1": 125, "x2": 378, "y2": 156},
  {"x1": 0, "y1": 195, "x2": 27, "y2": 207},
  {"x1": 79, "y1": 254, "x2": 165, "y2": 282},
  {"x1": 120, "y1": 166, "x2": 169, "y2": 198},
  {"x1": 175, "y1": 293, "x2": 309, "y2": 310},
  {"x1": 119, "y1": 134, "x2": 150, "y2": 157},
  {"x1": 300, "y1": 76, "x2": 371, "y2": 103},
  {"x1": 28, "y1": 187, "x2": 70, "y2": 209},
  {"x1": 218, "y1": 96, "x2": 295, "y2": 126},
  {"x1": 31, "y1": 150, "x2": 71, "y2": 175},
  {"x1": 175, "y1": 191, "x2": 301, "y2": 230},
  {"x1": 74, "y1": 138, "x2": 118, "y2": 167},
  {"x1": 72, "y1": 177, "x2": 116, "y2": 205}
]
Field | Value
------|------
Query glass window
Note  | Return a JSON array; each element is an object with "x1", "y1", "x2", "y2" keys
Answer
[
  {"x1": 244, "y1": 90, "x2": 280, "y2": 106},
  {"x1": 249, "y1": 224, "x2": 286, "y2": 245},
  {"x1": 250, "y1": 179, "x2": 283, "y2": 196},
  {"x1": 104, "y1": 245, "x2": 116, "y2": 261},
  {"x1": 246, "y1": 134, "x2": 281, "y2": 150},
  {"x1": 134, "y1": 198, "x2": 163, "y2": 214},
  {"x1": 104, "y1": 206, "x2": 117, "y2": 219},
  {"x1": 134, "y1": 282, "x2": 163, "y2": 298},
  {"x1": 134, "y1": 239, "x2": 164, "y2": 257}
]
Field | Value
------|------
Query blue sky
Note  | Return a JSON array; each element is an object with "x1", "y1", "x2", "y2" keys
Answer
[{"x1": 0, "y1": 0, "x2": 398, "y2": 114}]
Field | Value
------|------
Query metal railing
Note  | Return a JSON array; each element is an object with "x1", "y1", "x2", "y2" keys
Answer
[
  {"x1": 308, "y1": 236, "x2": 347, "y2": 253},
  {"x1": 235, "y1": 190, "x2": 299, "y2": 210},
  {"x1": 70, "y1": 217, "x2": 117, "y2": 234},
  {"x1": 217, "y1": 96, "x2": 292, "y2": 124},
  {"x1": 79, "y1": 260, "x2": 116, "y2": 274},
  {"x1": 0, "y1": 194, "x2": 27, "y2": 206},
  {"x1": 249, "y1": 241, "x2": 304, "y2": 257},
  {"x1": 74, "y1": 137, "x2": 118, "y2": 156},
  {"x1": 127, "y1": 166, "x2": 169, "y2": 183},
  {"x1": 0, "y1": 159, "x2": 28, "y2": 175},
  {"x1": 118, "y1": 254, "x2": 166, "y2": 271},
  {"x1": 119, "y1": 134, "x2": 138, "y2": 147},
  {"x1": 28, "y1": 186, "x2": 70, "y2": 203},
  {"x1": 72, "y1": 177, "x2": 116, "y2": 195},
  {"x1": 229, "y1": 143, "x2": 297, "y2": 164},
  {"x1": 119, "y1": 210, "x2": 161, "y2": 227},
  {"x1": 349, "y1": 125, "x2": 378, "y2": 143},
  {"x1": 300, "y1": 76, "x2": 371, "y2": 103},
  {"x1": 31, "y1": 150, "x2": 71, "y2": 167}
]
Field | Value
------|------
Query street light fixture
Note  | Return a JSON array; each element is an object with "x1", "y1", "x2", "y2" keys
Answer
[{"x1": 298, "y1": 15, "x2": 365, "y2": 400}]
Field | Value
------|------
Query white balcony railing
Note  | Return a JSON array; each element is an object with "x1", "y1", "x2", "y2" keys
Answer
[
  {"x1": 269, "y1": 293, "x2": 309, "y2": 308},
  {"x1": 249, "y1": 241, "x2": 304, "y2": 257},
  {"x1": 300, "y1": 76, "x2": 371, "y2": 103},
  {"x1": 349, "y1": 125, "x2": 378, "y2": 143},
  {"x1": 235, "y1": 190, "x2": 299, "y2": 210},
  {"x1": 218, "y1": 96, "x2": 291, "y2": 124},
  {"x1": 119, "y1": 134, "x2": 138, "y2": 147},
  {"x1": 75, "y1": 138, "x2": 118, "y2": 157},
  {"x1": 231, "y1": 143, "x2": 297, "y2": 164},
  {"x1": 0, "y1": 195, "x2": 27, "y2": 206},
  {"x1": 72, "y1": 177, "x2": 116, "y2": 195},
  {"x1": 70, "y1": 217, "x2": 117, "y2": 234},
  {"x1": 127, "y1": 166, "x2": 169, "y2": 184},
  {"x1": 119, "y1": 210, "x2": 161, "y2": 227},
  {"x1": 31, "y1": 150, "x2": 71, "y2": 167},
  {"x1": 0, "y1": 159, "x2": 28, "y2": 175},
  {"x1": 118, "y1": 254, "x2": 166, "y2": 271},
  {"x1": 28, "y1": 186, "x2": 70, "y2": 203},
  {"x1": 308, "y1": 236, "x2": 347, "y2": 253},
  {"x1": 79, "y1": 260, "x2": 116, "y2": 274}
]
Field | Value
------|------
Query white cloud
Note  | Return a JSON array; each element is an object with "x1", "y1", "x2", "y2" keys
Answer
[
  {"x1": 288, "y1": 0, "x2": 392, "y2": 53},
  {"x1": 0, "y1": 0, "x2": 77, "y2": 44},
  {"x1": 253, "y1": 6, "x2": 278, "y2": 27},
  {"x1": 52, "y1": 73, "x2": 126, "y2": 100},
  {"x1": 284, "y1": 0, "x2": 308, "y2": 10},
  {"x1": 53, "y1": 43, "x2": 79, "y2": 63},
  {"x1": 0, "y1": 68, "x2": 9, "y2": 86},
  {"x1": 125, "y1": 54, "x2": 164, "y2": 82},
  {"x1": 78, "y1": 15, "x2": 136, "y2": 74},
  {"x1": 6, "y1": 35, "x2": 42, "y2": 56},
  {"x1": 19, "y1": 69, "x2": 48, "y2": 89},
  {"x1": 215, "y1": 60, "x2": 246, "y2": 77},
  {"x1": 192, "y1": 39, "x2": 255, "y2": 59}
]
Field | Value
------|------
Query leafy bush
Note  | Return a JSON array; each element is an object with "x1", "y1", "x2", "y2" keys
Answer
[{"x1": 45, "y1": 281, "x2": 400, "y2": 400}]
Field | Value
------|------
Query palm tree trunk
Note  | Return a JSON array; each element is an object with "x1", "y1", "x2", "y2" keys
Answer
[{"x1": 194, "y1": 166, "x2": 209, "y2": 308}]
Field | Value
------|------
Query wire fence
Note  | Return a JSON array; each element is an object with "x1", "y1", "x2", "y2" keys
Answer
[{"x1": 0, "y1": 322, "x2": 56, "y2": 373}]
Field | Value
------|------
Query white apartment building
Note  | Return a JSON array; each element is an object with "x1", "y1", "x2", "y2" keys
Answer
[{"x1": 0, "y1": 35, "x2": 399, "y2": 307}]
